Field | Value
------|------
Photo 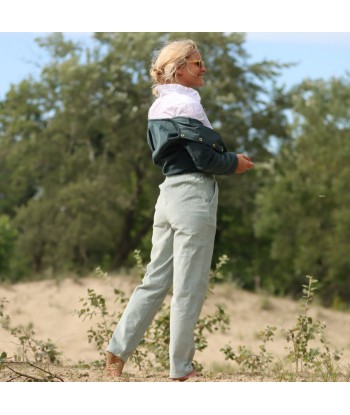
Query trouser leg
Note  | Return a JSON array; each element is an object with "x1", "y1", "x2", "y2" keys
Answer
[
  {"x1": 107, "y1": 188, "x2": 173, "y2": 362},
  {"x1": 167, "y1": 174, "x2": 218, "y2": 378}
]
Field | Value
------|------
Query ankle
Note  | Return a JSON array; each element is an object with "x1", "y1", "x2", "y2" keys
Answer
[{"x1": 105, "y1": 351, "x2": 125, "y2": 377}]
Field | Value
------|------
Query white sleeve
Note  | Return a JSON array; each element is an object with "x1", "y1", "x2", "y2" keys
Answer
[
  {"x1": 173, "y1": 101, "x2": 213, "y2": 129},
  {"x1": 148, "y1": 94, "x2": 213, "y2": 129}
]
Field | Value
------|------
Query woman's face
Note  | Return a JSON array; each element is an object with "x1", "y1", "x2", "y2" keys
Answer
[{"x1": 176, "y1": 51, "x2": 207, "y2": 88}]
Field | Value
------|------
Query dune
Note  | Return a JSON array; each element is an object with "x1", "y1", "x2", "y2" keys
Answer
[{"x1": 1, "y1": 273, "x2": 350, "y2": 373}]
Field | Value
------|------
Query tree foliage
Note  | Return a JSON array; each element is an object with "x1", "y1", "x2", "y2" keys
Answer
[
  {"x1": 254, "y1": 76, "x2": 350, "y2": 304},
  {"x1": 0, "y1": 32, "x2": 291, "y2": 282},
  {"x1": 2, "y1": 32, "x2": 349, "y2": 305}
]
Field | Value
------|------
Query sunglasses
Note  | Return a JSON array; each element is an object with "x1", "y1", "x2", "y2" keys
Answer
[{"x1": 187, "y1": 59, "x2": 205, "y2": 68}]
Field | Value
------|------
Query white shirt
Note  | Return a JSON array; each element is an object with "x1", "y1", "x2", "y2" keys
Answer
[{"x1": 148, "y1": 84, "x2": 212, "y2": 129}]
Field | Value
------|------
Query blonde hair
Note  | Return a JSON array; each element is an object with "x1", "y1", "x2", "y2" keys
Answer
[{"x1": 150, "y1": 39, "x2": 198, "y2": 95}]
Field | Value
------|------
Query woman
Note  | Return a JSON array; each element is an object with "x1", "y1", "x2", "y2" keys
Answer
[{"x1": 106, "y1": 39, "x2": 254, "y2": 381}]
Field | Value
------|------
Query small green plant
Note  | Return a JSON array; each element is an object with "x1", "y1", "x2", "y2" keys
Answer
[
  {"x1": 1, "y1": 299, "x2": 10, "y2": 369},
  {"x1": 195, "y1": 305, "x2": 230, "y2": 352},
  {"x1": 221, "y1": 275, "x2": 343, "y2": 377},
  {"x1": 0, "y1": 297, "x2": 10, "y2": 329},
  {"x1": 209, "y1": 254, "x2": 229, "y2": 286},
  {"x1": 133, "y1": 249, "x2": 147, "y2": 278},
  {"x1": 5, "y1": 323, "x2": 62, "y2": 364},
  {"x1": 75, "y1": 268, "x2": 127, "y2": 365},
  {"x1": 221, "y1": 325, "x2": 276, "y2": 373},
  {"x1": 0, "y1": 351, "x2": 7, "y2": 367},
  {"x1": 10, "y1": 324, "x2": 62, "y2": 364},
  {"x1": 75, "y1": 266, "x2": 150, "y2": 369},
  {"x1": 282, "y1": 275, "x2": 342, "y2": 372},
  {"x1": 0, "y1": 297, "x2": 62, "y2": 364}
]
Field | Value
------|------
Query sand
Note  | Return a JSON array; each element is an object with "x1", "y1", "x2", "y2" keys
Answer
[{"x1": 1, "y1": 272, "x2": 350, "y2": 380}]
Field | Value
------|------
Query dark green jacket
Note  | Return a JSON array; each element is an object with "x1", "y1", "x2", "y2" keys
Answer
[{"x1": 147, "y1": 117, "x2": 238, "y2": 176}]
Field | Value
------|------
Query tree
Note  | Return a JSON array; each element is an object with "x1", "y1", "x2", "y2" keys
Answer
[
  {"x1": 0, "y1": 32, "x2": 291, "y2": 279},
  {"x1": 0, "y1": 215, "x2": 17, "y2": 274},
  {"x1": 254, "y1": 76, "x2": 350, "y2": 305}
]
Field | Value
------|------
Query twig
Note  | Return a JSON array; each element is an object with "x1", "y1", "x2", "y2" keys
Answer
[
  {"x1": 6, "y1": 375, "x2": 22, "y2": 382},
  {"x1": 27, "y1": 362, "x2": 64, "y2": 382},
  {"x1": 5, "y1": 365, "x2": 45, "y2": 382}
]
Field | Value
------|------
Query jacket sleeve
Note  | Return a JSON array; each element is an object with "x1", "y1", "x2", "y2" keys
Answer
[{"x1": 182, "y1": 140, "x2": 238, "y2": 175}]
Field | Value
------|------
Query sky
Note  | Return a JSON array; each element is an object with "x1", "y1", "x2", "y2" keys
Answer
[
  {"x1": 1, "y1": 31, "x2": 349, "y2": 101},
  {"x1": 1, "y1": 1, "x2": 350, "y2": 101}
]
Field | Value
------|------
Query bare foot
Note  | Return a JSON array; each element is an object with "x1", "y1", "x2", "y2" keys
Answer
[
  {"x1": 105, "y1": 351, "x2": 125, "y2": 378},
  {"x1": 171, "y1": 370, "x2": 202, "y2": 382}
]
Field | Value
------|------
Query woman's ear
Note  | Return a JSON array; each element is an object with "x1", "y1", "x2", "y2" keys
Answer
[{"x1": 176, "y1": 66, "x2": 184, "y2": 77}]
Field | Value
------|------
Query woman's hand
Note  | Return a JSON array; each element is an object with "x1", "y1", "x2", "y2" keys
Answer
[{"x1": 235, "y1": 154, "x2": 254, "y2": 174}]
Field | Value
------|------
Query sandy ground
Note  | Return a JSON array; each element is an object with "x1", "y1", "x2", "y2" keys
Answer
[{"x1": 1, "y1": 273, "x2": 350, "y2": 381}]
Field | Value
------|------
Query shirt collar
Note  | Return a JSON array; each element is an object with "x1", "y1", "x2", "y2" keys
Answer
[{"x1": 155, "y1": 84, "x2": 201, "y2": 101}]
